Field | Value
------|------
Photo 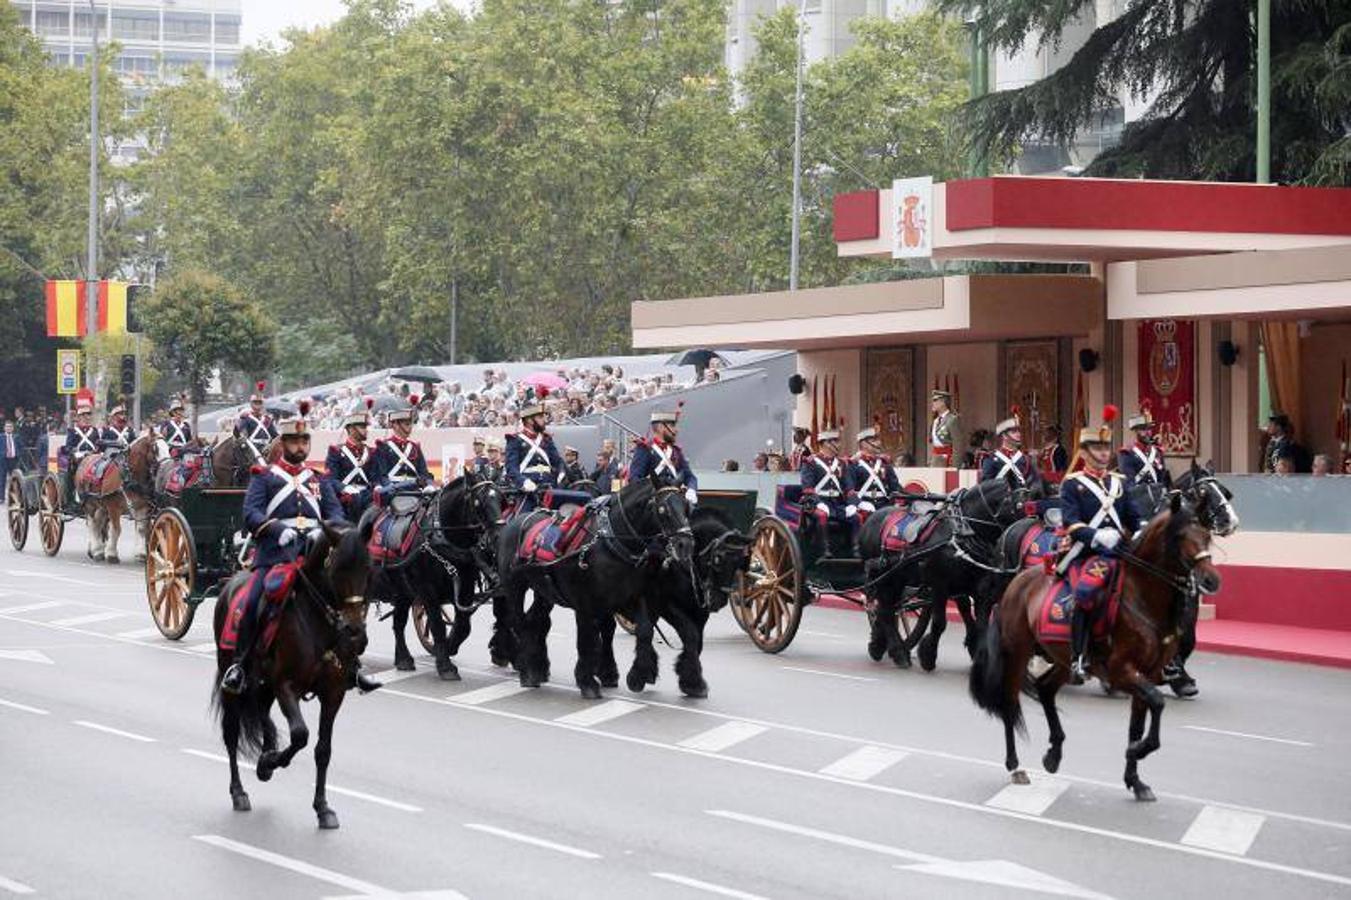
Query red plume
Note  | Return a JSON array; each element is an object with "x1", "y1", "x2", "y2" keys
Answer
[
  {"x1": 409, "y1": 394, "x2": 421, "y2": 407},
  {"x1": 1103, "y1": 404, "x2": 1120, "y2": 423},
  {"x1": 537, "y1": 387, "x2": 550, "y2": 399},
  {"x1": 365, "y1": 397, "x2": 375, "y2": 410},
  {"x1": 255, "y1": 380, "x2": 266, "y2": 392},
  {"x1": 298, "y1": 400, "x2": 311, "y2": 416},
  {"x1": 1011, "y1": 404, "x2": 1022, "y2": 417}
]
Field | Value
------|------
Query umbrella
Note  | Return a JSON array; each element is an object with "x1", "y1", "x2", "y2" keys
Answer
[
  {"x1": 264, "y1": 399, "x2": 298, "y2": 417},
  {"x1": 390, "y1": 365, "x2": 444, "y2": 385},
  {"x1": 366, "y1": 394, "x2": 406, "y2": 414},
  {"x1": 665, "y1": 348, "x2": 726, "y2": 369},
  {"x1": 522, "y1": 371, "x2": 569, "y2": 392}
]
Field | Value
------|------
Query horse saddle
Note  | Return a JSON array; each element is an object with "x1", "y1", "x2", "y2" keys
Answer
[
  {"x1": 1033, "y1": 559, "x2": 1122, "y2": 645},
  {"x1": 367, "y1": 506, "x2": 422, "y2": 564},
  {"x1": 218, "y1": 562, "x2": 301, "y2": 652},
  {"x1": 519, "y1": 508, "x2": 593, "y2": 564},
  {"x1": 76, "y1": 454, "x2": 116, "y2": 495},
  {"x1": 879, "y1": 508, "x2": 939, "y2": 554},
  {"x1": 1019, "y1": 523, "x2": 1063, "y2": 570}
]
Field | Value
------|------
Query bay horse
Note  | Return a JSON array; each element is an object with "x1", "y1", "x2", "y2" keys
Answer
[
  {"x1": 211, "y1": 521, "x2": 373, "y2": 829},
  {"x1": 969, "y1": 496, "x2": 1221, "y2": 800},
  {"x1": 858, "y1": 477, "x2": 1040, "y2": 671},
  {"x1": 74, "y1": 438, "x2": 156, "y2": 563},
  {"x1": 368, "y1": 470, "x2": 507, "y2": 679},
  {"x1": 498, "y1": 475, "x2": 694, "y2": 698}
]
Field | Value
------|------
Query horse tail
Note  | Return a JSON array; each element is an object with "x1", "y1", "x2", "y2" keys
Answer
[
  {"x1": 210, "y1": 679, "x2": 271, "y2": 757},
  {"x1": 968, "y1": 609, "x2": 1025, "y2": 735}
]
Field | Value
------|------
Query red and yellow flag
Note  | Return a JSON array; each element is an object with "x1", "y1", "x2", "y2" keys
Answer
[{"x1": 46, "y1": 280, "x2": 130, "y2": 337}]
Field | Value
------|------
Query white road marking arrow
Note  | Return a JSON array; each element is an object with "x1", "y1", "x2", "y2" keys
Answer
[
  {"x1": 898, "y1": 859, "x2": 1114, "y2": 899},
  {"x1": 0, "y1": 650, "x2": 53, "y2": 665}
]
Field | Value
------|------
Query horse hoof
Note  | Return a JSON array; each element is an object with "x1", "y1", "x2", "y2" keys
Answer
[
  {"x1": 105, "y1": 555, "x2": 119, "y2": 565},
  {"x1": 867, "y1": 635, "x2": 886, "y2": 662},
  {"x1": 231, "y1": 792, "x2": 251, "y2": 812},
  {"x1": 1133, "y1": 784, "x2": 1156, "y2": 802},
  {"x1": 520, "y1": 672, "x2": 541, "y2": 689},
  {"x1": 256, "y1": 753, "x2": 276, "y2": 782},
  {"x1": 317, "y1": 808, "x2": 340, "y2": 829},
  {"x1": 579, "y1": 684, "x2": 602, "y2": 700},
  {"x1": 680, "y1": 681, "x2": 709, "y2": 699},
  {"x1": 625, "y1": 670, "x2": 646, "y2": 693},
  {"x1": 891, "y1": 651, "x2": 911, "y2": 670},
  {"x1": 600, "y1": 674, "x2": 620, "y2": 689},
  {"x1": 436, "y1": 660, "x2": 460, "y2": 681},
  {"x1": 1042, "y1": 750, "x2": 1061, "y2": 774},
  {"x1": 394, "y1": 656, "x2": 415, "y2": 672},
  {"x1": 1011, "y1": 769, "x2": 1031, "y2": 785},
  {"x1": 490, "y1": 652, "x2": 510, "y2": 668}
]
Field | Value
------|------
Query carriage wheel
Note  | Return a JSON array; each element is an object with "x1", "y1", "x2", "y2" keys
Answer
[
  {"x1": 412, "y1": 600, "x2": 456, "y2": 655},
  {"x1": 732, "y1": 516, "x2": 804, "y2": 653},
  {"x1": 38, "y1": 475, "x2": 64, "y2": 557},
  {"x1": 6, "y1": 473, "x2": 27, "y2": 551},
  {"x1": 866, "y1": 603, "x2": 921, "y2": 647},
  {"x1": 145, "y1": 508, "x2": 196, "y2": 640}
]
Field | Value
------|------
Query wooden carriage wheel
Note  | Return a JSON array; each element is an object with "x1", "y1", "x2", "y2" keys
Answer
[
  {"x1": 412, "y1": 600, "x2": 456, "y2": 655},
  {"x1": 7, "y1": 473, "x2": 28, "y2": 551},
  {"x1": 145, "y1": 508, "x2": 196, "y2": 640},
  {"x1": 38, "y1": 475, "x2": 64, "y2": 557},
  {"x1": 731, "y1": 516, "x2": 804, "y2": 654}
]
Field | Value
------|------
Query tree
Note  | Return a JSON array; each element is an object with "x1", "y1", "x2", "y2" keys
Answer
[
  {"x1": 139, "y1": 270, "x2": 276, "y2": 429},
  {"x1": 938, "y1": 0, "x2": 1351, "y2": 184}
]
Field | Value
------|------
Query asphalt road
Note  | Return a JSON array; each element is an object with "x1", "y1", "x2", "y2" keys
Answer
[{"x1": 1, "y1": 522, "x2": 1349, "y2": 900}]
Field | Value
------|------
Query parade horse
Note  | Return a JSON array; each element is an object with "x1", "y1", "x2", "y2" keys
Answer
[
  {"x1": 598, "y1": 506, "x2": 753, "y2": 698},
  {"x1": 498, "y1": 475, "x2": 695, "y2": 698},
  {"x1": 72, "y1": 436, "x2": 156, "y2": 563},
  {"x1": 367, "y1": 470, "x2": 507, "y2": 680},
  {"x1": 969, "y1": 496, "x2": 1221, "y2": 800},
  {"x1": 211, "y1": 521, "x2": 373, "y2": 829},
  {"x1": 858, "y1": 477, "x2": 1041, "y2": 671}
]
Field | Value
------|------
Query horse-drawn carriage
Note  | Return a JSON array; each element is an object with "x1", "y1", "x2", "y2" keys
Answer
[
  {"x1": 143, "y1": 484, "x2": 249, "y2": 639},
  {"x1": 5, "y1": 448, "x2": 114, "y2": 557}
]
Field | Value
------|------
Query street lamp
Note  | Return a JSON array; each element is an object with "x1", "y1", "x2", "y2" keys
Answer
[
  {"x1": 85, "y1": 0, "x2": 100, "y2": 388},
  {"x1": 788, "y1": 0, "x2": 808, "y2": 291}
]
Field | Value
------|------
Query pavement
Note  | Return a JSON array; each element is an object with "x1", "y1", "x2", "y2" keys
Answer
[{"x1": 2, "y1": 522, "x2": 1350, "y2": 900}]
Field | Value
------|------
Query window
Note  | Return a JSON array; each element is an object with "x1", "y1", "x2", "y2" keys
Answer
[
  {"x1": 164, "y1": 12, "x2": 211, "y2": 43},
  {"x1": 215, "y1": 16, "x2": 241, "y2": 45},
  {"x1": 36, "y1": 10, "x2": 68, "y2": 37},
  {"x1": 115, "y1": 55, "x2": 156, "y2": 77},
  {"x1": 73, "y1": 11, "x2": 108, "y2": 38},
  {"x1": 163, "y1": 53, "x2": 211, "y2": 78},
  {"x1": 112, "y1": 12, "x2": 159, "y2": 42}
]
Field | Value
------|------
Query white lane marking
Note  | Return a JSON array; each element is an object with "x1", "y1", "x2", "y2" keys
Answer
[
  {"x1": 651, "y1": 872, "x2": 767, "y2": 899},
  {"x1": 985, "y1": 778, "x2": 1071, "y2": 816},
  {"x1": 818, "y1": 745, "x2": 907, "y2": 782},
  {"x1": 780, "y1": 666, "x2": 875, "y2": 682},
  {"x1": 0, "y1": 697, "x2": 49, "y2": 716},
  {"x1": 115, "y1": 627, "x2": 165, "y2": 640},
  {"x1": 1181, "y1": 805, "x2": 1267, "y2": 856},
  {"x1": 182, "y1": 748, "x2": 229, "y2": 764},
  {"x1": 327, "y1": 785, "x2": 423, "y2": 813},
  {"x1": 708, "y1": 810, "x2": 942, "y2": 864},
  {"x1": 899, "y1": 859, "x2": 1112, "y2": 900},
  {"x1": 4, "y1": 570, "x2": 100, "y2": 586},
  {"x1": 0, "y1": 649, "x2": 53, "y2": 664},
  {"x1": 463, "y1": 823, "x2": 601, "y2": 860},
  {"x1": 382, "y1": 688, "x2": 1351, "y2": 889},
  {"x1": 0, "y1": 601, "x2": 66, "y2": 615},
  {"x1": 0, "y1": 874, "x2": 35, "y2": 895},
  {"x1": 1182, "y1": 725, "x2": 1314, "y2": 748},
  {"x1": 678, "y1": 721, "x2": 768, "y2": 753},
  {"x1": 48, "y1": 610, "x2": 129, "y2": 627},
  {"x1": 188, "y1": 642, "x2": 218, "y2": 654},
  {"x1": 798, "y1": 629, "x2": 846, "y2": 638},
  {"x1": 73, "y1": 720, "x2": 156, "y2": 743},
  {"x1": 554, "y1": 699, "x2": 643, "y2": 728},
  {"x1": 449, "y1": 681, "x2": 530, "y2": 706},
  {"x1": 367, "y1": 667, "x2": 427, "y2": 686}
]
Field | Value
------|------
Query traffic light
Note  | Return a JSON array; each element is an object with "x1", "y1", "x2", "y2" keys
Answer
[
  {"x1": 120, "y1": 354, "x2": 136, "y2": 399},
  {"x1": 126, "y1": 284, "x2": 142, "y2": 333}
]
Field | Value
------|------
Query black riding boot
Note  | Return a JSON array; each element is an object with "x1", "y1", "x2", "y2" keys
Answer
[
  {"x1": 1069, "y1": 608, "x2": 1089, "y2": 685},
  {"x1": 220, "y1": 609, "x2": 258, "y2": 695}
]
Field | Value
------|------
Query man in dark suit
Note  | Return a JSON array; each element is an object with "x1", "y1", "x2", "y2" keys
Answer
[{"x1": 0, "y1": 420, "x2": 21, "y2": 497}]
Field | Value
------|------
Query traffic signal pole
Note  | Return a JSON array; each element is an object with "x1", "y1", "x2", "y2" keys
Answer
[{"x1": 85, "y1": 0, "x2": 100, "y2": 388}]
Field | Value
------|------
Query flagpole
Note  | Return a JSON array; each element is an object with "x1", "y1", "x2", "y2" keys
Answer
[
  {"x1": 788, "y1": 0, "x2": 807, "y2": 291},
  {"x1": 85, "y1": 0, "x2": 100, "y2": 388}
]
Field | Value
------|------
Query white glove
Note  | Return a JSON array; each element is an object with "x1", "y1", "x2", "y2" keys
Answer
[
  {"x1": 422, "y1": 484, "x2": 438, "y2": 494},
  {"x1": 307, "y1": 527, "x2": 323, "y2": 544},
  {"x1": 278, "y1": 527, "x2": 298, "y2": 547},
  {"x1": 845, "y1": 505, "x2": 858, "y2": 518},
  {"x1": 685, "y1": 488, "x2": 698, "y2": 506},
  {"x1": 1091, "y1": 529, "x2": 1122, "y2": 551},
  {"x1": 522, "y1": 478, "x2": 537, "y2": 493},
  {"x1": 815, "y1": 503, "x2": 829, "y2": 516},
  {"x1": 859, "y1": 501, "x2": 876, "y2": 513}
]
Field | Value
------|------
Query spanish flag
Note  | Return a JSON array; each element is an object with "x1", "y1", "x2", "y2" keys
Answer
[
  {"x1": 97, "y1": 280, "x2": 128, "y2": 335},
  {"x1": 45, "y1": 280, "x2": 130, "y2": 336}
]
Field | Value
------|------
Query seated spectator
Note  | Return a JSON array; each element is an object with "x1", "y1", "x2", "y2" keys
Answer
[
  {"x1": 722, "y1": 459, "x2": 740, "y2": 472},
  {"x1": 752, "y1": 452, "x2": 768, "y2": 472},
  {"x1": 1312, "y1": 453, "x2": 1334, "y2": 476}
]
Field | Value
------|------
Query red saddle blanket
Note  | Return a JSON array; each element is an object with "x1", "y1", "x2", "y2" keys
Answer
[
  {"x1": 367, "y1": 508, "x2": 421, "y2": 563},
  {"x1": 76, "y1": 454, "x2": 118, "y2": 495},
  {"x1": 878, "y1": 508, "x2": 939, "y2": 554},
  {"x1": 1033, "y1": 557, "x2": 1122, "y2": 645},
  {"x1": 518, "y1": 508, "x2": 592, "y2": 564},
  {"x1": 1020, "y1": 523, "x2": 1063, "y2": 569},
  {"x1": 165, "y1": 456, "x2": 205, "y2": 495},
  {"x1": 218, "y1": 562, "x2": 301, "y2": 652}
]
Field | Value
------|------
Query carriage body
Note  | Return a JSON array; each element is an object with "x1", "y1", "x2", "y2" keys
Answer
[{"x1": 144, "y1": 486, "x2": 248, "y2": 639}]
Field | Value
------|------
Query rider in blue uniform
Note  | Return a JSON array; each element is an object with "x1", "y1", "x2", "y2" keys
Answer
[
  {"x1": 220, "y1": 412, "x2": 379, "y2": 695},
  {"x1": 979, "y1": 413, "x2": 1040, "y2": 488},
  {"x1": 64, "y1": 398, "x2": 101, "y2": 502},
  {"x1": 159, "y1": 397, "x2": 193, "y2": 459},
  {"x1": 101, "y1": 403, "x2": 134, "y2": 451},
  {"x1": 1117, "y1": 406, "x2": 1172, "y2": 490},
  {"x1": 235, "y1": 381, "x2": 278, "y2": 466},
  {"x1": 370, "y1": 395, "x2": 432, "y2": 494},
  {"x1": 505, "y1": 393, "x2": 563, "y2": 512},
  {"x1": 628, "y1": 409, "x2": 698, "y2": 505},
  {"x1": 1059, "y1": 406, "x2": 1143, "y2": 683},
  {"x1": 800, "y1": 429, "x2": 857, "y2": 557},
  {"x1": 324, "y1": 398, "x2": 377, "y2": 519},
  {"x1": 848, "y1": 426, "x2": 900, "y2": 520}
]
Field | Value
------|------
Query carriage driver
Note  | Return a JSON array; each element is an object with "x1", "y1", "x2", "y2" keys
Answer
[
  {"x1": 324, "y1": 397, "x2": 377, "y2": 519},
  {"x1": 1059, "y1": 406, "x2": 1143, "y2": 683},
  {"x1": 65, "y1": 397, "x2": 101, "y2": 502},
  {"x1": 800, "y1": 429, "x2": 857, "y2": 556},
  {"x1": 849, "y1": 426, "x2": 900, "y2": 518},
  {"x1": 371, "y1": 395, "x2": 432, "y2": 495},
  {"x1": 221, "y1": 414, "x2": 381, "y2": 696},
  {"x1": 235, "y1": 381, "x2": 278, "y2": 464},
  {"x1": 628, "y1": 409, "x2": 698, "y2": 505},
  {"x1": 980, "y1": 411, "x2": 1039, "y2": 488},
  {"x1": 1118, "y1": 406, "x2": 1172, "y2": 490},
  {"x1": 101, "y1": 404, "x2": 134, "y2": 451},
  {"x1": 506, "y1": 391, "x2": 564, "y2": 512},
  {"x1": 160, "y1": 397, "x2": 194, "y2": 458}
]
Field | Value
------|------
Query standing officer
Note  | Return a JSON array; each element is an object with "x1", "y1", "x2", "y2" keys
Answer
[
  {"x1": 371, "y1": 395, "x2": 432, "y2": 492},
  {"x1": 928, "y1": 389, "x2": 965, "y2": 467},
  {"x1": 0, "y1": 420, "x2": 20, "y2": 494},
  {"x1": 980, "y1": 412, "x2": 1039, "y2": 488},
  {"x1": 467, "y1": 436, "x2": 490, "y2": 474},
  {"x1": 160, "y1": 397, "x2": 194, "y2": 458},
  {"x1": 324, "y1": 397, "x2": 377, "y2": 519},
  {"x1": 849, "y1": 426, "x2": 901, "y2": 519},
  {"x1": 789, "y1": 416, "x2": 812, "y2": 471},
  {"x1": 235, "y1": 382, "x2": 278, "y2": 464},
  {"x1": 628, "y1": 409, "x2": 698, "y2": 505},
  {"x1": 506, "y1": 391, "x2": 563, "y2": 511},
  {"x1": 800, "y1": 429, "x2": 856, "y2": 557},
  {"x1": 1118, "y1": 407, "x2": 1172, "y2": 490}
]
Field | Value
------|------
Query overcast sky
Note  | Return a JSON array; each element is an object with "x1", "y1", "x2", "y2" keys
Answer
[{"x1": 241, "y1": 0, "x2": 449, "y2": 48}]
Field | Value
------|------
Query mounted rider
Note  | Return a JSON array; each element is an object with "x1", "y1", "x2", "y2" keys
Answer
[
  {"x1": 1059, "y1": 405, "x2": 1143, "y2": 683},
  {"x1": 849, "y1": 425, "x2": 901, "y2": 520},
  {"x1": 235, "y1": 381, "x2": 279, "y2": 465},
  {"x1": 220, "y1": 409, "x2": 380, "y2": 696},
  {"x1": 1118, "y1": 406, "x2": 1172, "y2": 491},
  {"x1": 800, "y1": 428, "x2": 857, "y2": 556},
  {"x1": 160, "y1": 396, "x2": 194, "y2": 458},
  {"x1": 980, "y1": 411, "x2": 1039, "y2": 489},
  {"x1": 324, "y1": 397, "x2": 377, "y2": 519},
  {"x1": 928, "y1": 389, "x2": 965, "y2": 468},
  {"x1": 506, "y1": 391, "x2": 564, "y2": 512},
  {"x1": 64, "y1": 396, "x2": 101, "y2": 502},
  {"x1": 371, "y1": 395, "x2": 432, "y2": 495},
  {"x1": 628, "y1": 408, "x2": 698, "y2": 506},
  {"x1": 101, "y1": 403, "x2": 134, "y2": 451}
]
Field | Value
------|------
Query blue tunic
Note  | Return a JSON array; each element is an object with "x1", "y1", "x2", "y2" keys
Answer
[
  {"x1": 323, "y1": 440, "x2": 376, "y2": 516},
  {"x1": 628, "y1": 438, "x2": 698, "y2": 490},
  {"x1": 505, "y1": 428, "x2": 563, "y2": 490},
  {"x1": 848, "y1": 454, "x2": 900, "y2": 504},
  {"x1": 370, "y1": 436, "x2": 431, "y2": 488},
  {"x1": 1059, "y1": 470, "x2": 1142, "y2": 547},
  {"x1": 243, "y1": 462, "x2": 346, "y2": 569},
  {"x1": 1117, "y1": 443, "x2": 1172, "y2": 489}
]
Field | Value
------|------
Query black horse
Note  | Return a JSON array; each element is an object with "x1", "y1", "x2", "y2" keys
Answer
[
  {"x1": 859, "y1": 477, "x2": 1041, "y2": 671},
  {"x1": 211, "y1": 522, "x2": 373, "y2": 829},
  {"x1": 600, "y1": 506, "x2": 753, "y2": 698},
  {"x1": 368, "y1": 470, "x2": 507, "y2": 680},
  {"x1": 498, "y1": 475, "x2": 694, "y2": 698}
]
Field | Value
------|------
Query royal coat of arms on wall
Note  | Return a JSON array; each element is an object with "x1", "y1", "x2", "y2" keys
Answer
[{"x1": 1137, "y1": 319, "x2": 1198, "y2": 455}]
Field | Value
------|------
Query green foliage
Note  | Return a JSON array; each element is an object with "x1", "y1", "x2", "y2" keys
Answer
[
  {"x1": 139, "y1": 270, "x2": 276, "y2": 425},
  {"x1": 274, "y1": 320, "x2": 361, "y2": 386}
]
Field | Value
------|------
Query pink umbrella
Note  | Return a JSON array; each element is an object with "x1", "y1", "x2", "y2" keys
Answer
[{"x1": 522, "y1": 371, "x2": 568, "y2": 392}]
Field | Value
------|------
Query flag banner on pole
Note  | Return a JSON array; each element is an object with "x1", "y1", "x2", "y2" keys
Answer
[
  {"x1": 45, "y1": 280, "x2": 85, "y2": 337},
  {"x1": 97, "y1": 280, "x2": 128, "y2": 335}
]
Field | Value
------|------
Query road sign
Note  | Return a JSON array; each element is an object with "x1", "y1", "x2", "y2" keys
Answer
[{"x1": 56, "y1": 349, "x2": 80, "y2": 395}]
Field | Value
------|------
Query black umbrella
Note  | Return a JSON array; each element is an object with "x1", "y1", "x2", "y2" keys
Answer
[
  {"x1": 264, "y1": 398, "x2": 298, "y2": 417},
  {"x1": 665, "y1": 349, "x2": 726, "y2": 369},
  {"x1": 390, "y1": 365, "x2": 444, "y2": 385},
  {"x1": 366, "y1": 394, "x2": 406, "y2": 414}
]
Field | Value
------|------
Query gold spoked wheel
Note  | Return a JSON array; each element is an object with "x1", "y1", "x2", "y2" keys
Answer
[
  {"x1": 412, "y1": 600, "x2": 456, "y2": 655},
  {"x1": 7, "y1": 473, "x2": 28, "y2": 551},
  {"x1": 38, "y1": 475, "x2": 64, "y2": 557},
  {"x1": 145, "y1": 508, "x2": 196, "y2": 640},
  {"x1": 731, "y1": 516, "x2": 803, "y2": 653}
]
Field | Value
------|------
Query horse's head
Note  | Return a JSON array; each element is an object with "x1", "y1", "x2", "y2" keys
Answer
[
  {"x1": 464, "y1": 469, "x2": 507, "y2": 529},
  {"x1": 127, "y1": 433, "x2": 159, "y2": 480},
  {"x1": 690, "y1": 508, "x2": 753, "y2": 612},
  {"x1": 960, "y1": 478, "x2": 1024, "y2": 529},
  {"x1": 617, "y1": 475, "x2": 693, "y2": 567},
  {"x1": 307, "y1": 520, "x2": 374, "y2": 657},
  {"x1": 1158, "y1": 495, "x2": 1222, "y2": 596},
  {"x1": 1179, "y1": 460, "x2": 1239, "y2": 538}
]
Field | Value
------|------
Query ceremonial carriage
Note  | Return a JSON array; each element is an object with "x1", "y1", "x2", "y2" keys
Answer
[
  {"x1": 5, "y1": 449, "x2": 106, "y2": 557},
  {"x1": 142, "y1": 483, "x2": 249, "y2": 640}
]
